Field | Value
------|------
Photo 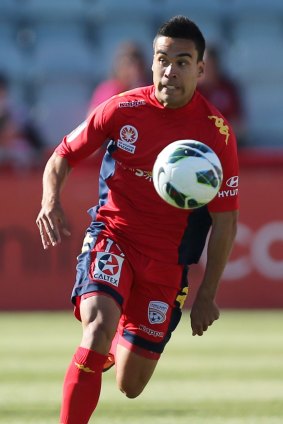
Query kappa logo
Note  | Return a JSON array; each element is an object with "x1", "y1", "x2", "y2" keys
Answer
[
  {"x1": 117, "y1": 125, "x2": 138, "y2": 154},
  {"x1": 92, "y1": 252, "x2": 124, "y2": 287},
  {"x1": 226, "y1": 176, "x2": 239, "y2": 188},
  {"x1": 75, "y1": 362, "x2": 95, "y2": 373},
  {"x1": 139, "y1": 324, "x2": 164, "y2": 338},
  {"x1": 208, "y1": 115, "x2": 230, "y2": 145},
  {"x1": 148, "y1": 301, "x2": 169, "y2": 324}
]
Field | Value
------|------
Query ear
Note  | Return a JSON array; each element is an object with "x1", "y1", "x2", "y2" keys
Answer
[{"x1": 197, "y1": 61, "x2": 205, "y2": 77}]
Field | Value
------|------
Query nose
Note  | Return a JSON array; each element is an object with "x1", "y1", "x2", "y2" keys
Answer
[{"x1": 164, "y1": 63, "x2": 177, "y2": 78}]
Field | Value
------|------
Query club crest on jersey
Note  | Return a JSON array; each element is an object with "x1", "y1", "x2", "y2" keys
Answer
[
  {"x1": 148, "y1": 301, "x2": 169, "y2": 324},
  {"x1": 92, "y1": 252, "x2": 124, "y2": 287},
  {"x1": 117, "y1": 125, "x2": 138, "y2": 154}
]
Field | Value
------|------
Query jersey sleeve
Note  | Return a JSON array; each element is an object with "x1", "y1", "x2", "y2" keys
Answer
[
  {"x1": 55, "y1": 99, "x2": 115, "y2": 167},
  {"x1": 208, "y1": 126, "x2": 239, "y2": 212}
]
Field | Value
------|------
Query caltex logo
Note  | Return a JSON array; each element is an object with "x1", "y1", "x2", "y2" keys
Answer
[
  {"x1": 93, "y1": 252, "x2": 124, "y2": 287},
  {"x1": 97, "y1": 253, "x2": 120, "y2": 275}
]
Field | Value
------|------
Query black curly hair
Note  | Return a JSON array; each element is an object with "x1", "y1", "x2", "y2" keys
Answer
[{"x1": 154, "y1": 15, "x2": 206, "y2": 61}]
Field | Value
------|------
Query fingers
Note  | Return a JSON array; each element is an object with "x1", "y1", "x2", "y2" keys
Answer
[
  {"x1": 37, "y1": 219, "x2": 50, "y2": 250},
  {"x1": 192, "y1": 323, "x2": 206, "y2": 336},
  {"x1": 190, "y1": 298, "x2": 220, "y2": 337},
  {"x1": 36, "y1": 210, "x2": 70, "y2": 249},
  {"x1": 45, "y1": 215, "x2": 61, "y2": 245},
  {"x1": 36, "y1": 215, "x2": 60, "y2": 249},
  {"x1": 191, "y1": 313, "x2": 219, "y2": 337},
  {"x1": 191, "y1": 320, "x2": 213, "y2": 336}
]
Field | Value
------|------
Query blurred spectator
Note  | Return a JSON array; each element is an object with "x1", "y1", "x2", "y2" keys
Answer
[
  {"x1": 0, "y1": 72, "x2": 45, "y2": 171},
  {"x1": 0, "y1": 111, "x2": 36, "y2": 171},
  {"x1": 88, "y1": 41, "x2": 150, "y2": 114},
  {"x1": 198, "y1": 46, "x2": 247, "y2": 147}
]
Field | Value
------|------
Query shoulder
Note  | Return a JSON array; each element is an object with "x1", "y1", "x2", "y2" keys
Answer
[
  {"x1": 195, "y1": 90, "x2": 227, "y2": 121},
  {"x1": 95, "y1": 85, "x2": 152, "y2": 117},
  {"x1": 192, "y1": 91, "x2": 237, "y2": 156},
  {"x1": 195, "y1": 90, "x2": 234, "y2": 132},
  {"x1": 111, "y1": 85, "x2": 153, "y2": 105},
  {"x1": 87, "y1": 85, "x2": 153, "y2": 130}
]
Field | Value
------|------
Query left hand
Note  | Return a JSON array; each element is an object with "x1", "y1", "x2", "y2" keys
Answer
[{"x1": 190, "y1": 294, "x2": 220, "y2": 336}]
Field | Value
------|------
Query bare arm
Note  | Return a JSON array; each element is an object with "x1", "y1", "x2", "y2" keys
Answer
[
  {"x1": 190, "y1": 210, "x2": 238, "y2": 336},
  {"x1": 36, "y1": 152, "x2": 72, "y2": 249}
]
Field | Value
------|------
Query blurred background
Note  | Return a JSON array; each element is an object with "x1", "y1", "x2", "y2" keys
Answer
[
  {"x1": 1, "y1": 2, "x2": 283, "y2": 422},
  {"x1": 1, "y1": 0, "x2": 283, "y2": 311}
]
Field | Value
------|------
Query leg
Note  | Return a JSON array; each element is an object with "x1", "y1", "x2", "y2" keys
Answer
[
  {"x1": 60, "y1": 227, "x2": 134, "y2": 423},
  {"x1": 60, "y1": 295, "x2": 121, "y2": 424},
  {"x1": 116, "y1": 344, "x2": 158, "y2": 398},
  {"x1": 80, "y1": 294, "x2": 121, "y2": 353},
  {"x1": 111, "y1": 255, "x2": 189, "y2": 401}
]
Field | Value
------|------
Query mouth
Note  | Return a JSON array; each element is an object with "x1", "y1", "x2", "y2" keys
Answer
[{"x1": 161, "y1": 84, "x2": 179, "y2": 93}]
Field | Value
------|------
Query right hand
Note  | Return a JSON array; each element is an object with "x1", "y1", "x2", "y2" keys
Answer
[
  {"x1": 36, "y1": 202, "x2": 71, "y2": 249},
  {"x1": 190, "y1": 291, "x2": 220, "y2": 337}
]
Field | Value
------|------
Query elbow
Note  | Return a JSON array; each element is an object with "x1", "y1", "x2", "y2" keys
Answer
[{"x1": 210, "y1": 210, "x2": 239, "y2": 241}]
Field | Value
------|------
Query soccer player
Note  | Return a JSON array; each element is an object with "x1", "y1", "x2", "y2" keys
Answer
[{"x1": 36, "y1": 15, "x2": 239, "y2": 424}]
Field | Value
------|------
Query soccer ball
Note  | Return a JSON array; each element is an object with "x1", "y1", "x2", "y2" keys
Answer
[{"x1": 152, "y1": 140, "x2": 223, "y2": 209}]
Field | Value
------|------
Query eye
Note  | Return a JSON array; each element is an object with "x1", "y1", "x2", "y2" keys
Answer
[
  {"x1": 158, "y1": 57, "x2": 168, "y2": 66},
  {"x1": 177, "y1": 60, "x2": 189, "y2": 67}
]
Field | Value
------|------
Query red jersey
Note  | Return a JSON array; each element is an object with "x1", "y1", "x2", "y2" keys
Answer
[{"x1": 56, "y1": 85, "x2": 239, "y2": 264}]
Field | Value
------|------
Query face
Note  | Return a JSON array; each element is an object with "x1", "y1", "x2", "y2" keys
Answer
[{"x1": 152, "y1": 36, "x2": 204, "y2": 109}]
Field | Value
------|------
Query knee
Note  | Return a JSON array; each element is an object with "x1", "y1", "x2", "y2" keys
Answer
[
  {"x1": 118, "y1": 381, "x2": 145, "y2": 399},
  {"x1": 83, "y1": 320, "x2": 114, "y2": 352}
]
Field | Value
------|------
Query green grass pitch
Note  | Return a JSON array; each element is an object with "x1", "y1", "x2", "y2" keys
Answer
[{"x1": 1, "y1": 310, "x2": 283, "y2": 423}]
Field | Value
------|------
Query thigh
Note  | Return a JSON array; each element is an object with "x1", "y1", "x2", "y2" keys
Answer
[
  {"x1": 114, "y1": 261, "x2": 189, "y2": 397},
  {"x1": 118, "y1": 261, "x2": 189, "y2": 360},
  {"x1": 72, "y1": 223, "x2": 134, "y2": 321}
]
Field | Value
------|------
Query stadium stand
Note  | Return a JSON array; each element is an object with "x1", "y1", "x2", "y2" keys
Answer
[
  {"x1": 18, "y1": 0, "x2": 86, "y2": 23},
  {"x1": 161, "y1": 0, "x2": 227, "y2": 45},
  {"x1": 0, "y1": 0, "x2": 282, "y2": 147},
  {"x1": 87, "y1": 0, "x2": 158, "y2": 72},
  {"x1": 0, "y1": 23, "x2": 25, "y2": 80},
  {"x1": 30, "y1": 24, "x2": 94, "y2": 79},
  {"x1": 0, "y1": 0, "x2": 16, "y2": 21},
  {"x1": 34, "y1": 78, "x2": 89, "y2": 147},
  {"x1": 244, "y1": 82, "x2": 283, "y2": 146}
]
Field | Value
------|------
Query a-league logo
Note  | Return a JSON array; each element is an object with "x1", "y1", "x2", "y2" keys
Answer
[
  {"x1": 117, "y1": 125, "x2": 138, "y2": 154},
  {"x1": 92, "y1": 252, "x2": 123, "y2": 287}
]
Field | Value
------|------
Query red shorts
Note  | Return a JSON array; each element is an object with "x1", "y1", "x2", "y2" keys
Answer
[{"x1": 72, "y1": 223, "x2": 189, "y2": 359}]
